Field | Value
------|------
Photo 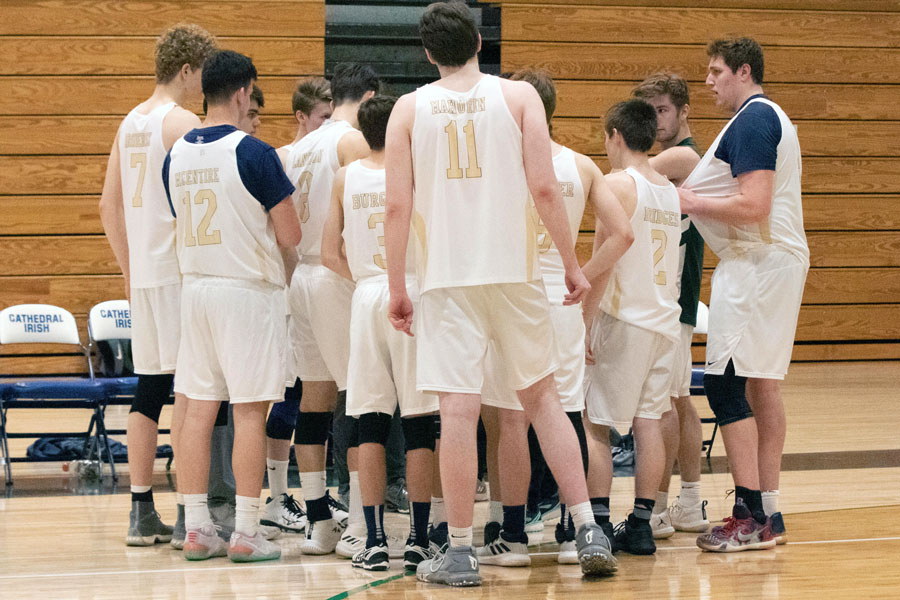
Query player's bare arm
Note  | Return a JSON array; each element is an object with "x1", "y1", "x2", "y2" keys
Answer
[
  {"x1": 337, "y1": 129, "x2": 371, "y2": 168},
  {"x1": 649, "y1": 145, "x2": 701, "y2": 187},
  {"x1": 384, "y1": 93, "x2": 416, "y2": 335},
  {"x1": 577, "y1": 154, "x2": 634, "y2": 283},
  {"x1": 679, "y1": 168, "x2": 773, "y2": 224},
  {"x1": 270, "y1": 196, "x2": 302, "y2": 249},
  {"x1": 321, "y1": 166, "x2": 354, "y2": 281},
  {"x1": 162, "y1": 106, "x2": 202, "y2": 151},
  {"x1": 276, "y1": 146, "x2": 290, "y2": 170},
  {"x1": 98, "y1": 130, "x2": 130, "y2": 299}
]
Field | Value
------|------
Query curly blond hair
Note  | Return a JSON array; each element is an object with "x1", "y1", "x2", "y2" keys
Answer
[{"x1": 155, "y1": 23, "x2": 218, "y2": 83}]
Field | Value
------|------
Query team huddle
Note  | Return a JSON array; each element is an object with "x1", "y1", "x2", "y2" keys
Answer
[{"x1": 99, "y1": 0, "x2": 808, "y2": 587}]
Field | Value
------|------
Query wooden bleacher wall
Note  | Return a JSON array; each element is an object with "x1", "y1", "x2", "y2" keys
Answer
[
  {"x1": 493, "y1": 0, "x2": 900, "y2": 362},
  {"x1": 0, "y1": 0, "x2": 325, "y2": 375}
]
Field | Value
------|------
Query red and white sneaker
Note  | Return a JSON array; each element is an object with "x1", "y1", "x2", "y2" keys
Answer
[
  {"x1": 696, "y1": 500, "x2": 776, "y2": 553},
  {"x1": 183, "y1": 523, "x2": 228, "y2": 561}
]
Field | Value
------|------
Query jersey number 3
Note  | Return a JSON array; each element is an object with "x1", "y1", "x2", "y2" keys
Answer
[
  {"x1": 181, "y1": 189, "x2": 222, "y2": 247},
  {"x1": 444, "y1": 120, "x2": 482, "y2": 179}
]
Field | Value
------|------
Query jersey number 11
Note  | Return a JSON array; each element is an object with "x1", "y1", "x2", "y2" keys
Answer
[{"x1": 444, "y1": 120, "x2": 482, "y2": 179}]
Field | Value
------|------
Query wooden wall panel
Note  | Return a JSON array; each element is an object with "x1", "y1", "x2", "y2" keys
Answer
[{"x1": 489, "y1": 1, "x2": 900, "y2": 10}]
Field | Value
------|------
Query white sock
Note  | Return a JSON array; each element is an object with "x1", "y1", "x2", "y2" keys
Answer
[
  {"x1": 176, "y1": 492, "x2": 184, "y2": 506},
  {"x1": 235, "y1": 495, "x2": 261, "y2": 536},
  {"x1": 431, "y1": 496, "x2": 446, "y2": 525},
  {"x1": 300, "y1": 471, "x2": 326, "y2": 503},
  {"x1": 348, "y1": 471, "x2": 364, "y2": 528},
  {"x1": 131, "y1": 484, "x2": 151, "y2": 494},
  {"x1": 266, "y1": 459, "x2": 290, "y2": 499},
  {"x1": 184, "y1": 493, "x2": 211, "y2": 530},
  {"x1": 762, "y1": 490, "x2": 780, "y2": 516},
  {"x1": 568, "y1": 501, "x2": 594, "y2": 531},
  {"x1": 681, "y1": 480, "x2": 702, "y2": 506},
  {"x1": 448, "y1": 525, "x2": 473, "y2": 547},
  {"x1": 654, "y1": 491, "x2": 669, "y2": 514},
  {"x1": 489, "y1": 500, "x2": 503, "y2": 524}
]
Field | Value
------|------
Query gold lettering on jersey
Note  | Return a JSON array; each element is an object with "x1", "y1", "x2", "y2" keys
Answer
[
  {"x1": 430, "y1": 97, "x2": 487, "y2": 116},
  {"x1": 292, "y1": 149, "x2": 323, "y2": 169},
  {"x1": 559, "y1": 181, "x2": 574, "y2": 198},
  {"x1": 351, "y1": 191, "x2": 386, "y2": 210},
  {"x1": 174, "y1": 168, "x2": 221, "y2": 187},
  {"x1": 125, "y1": 132, "x2": 152, "y2": 148},
  {"x1": 643, "y1": 207, "x2": 679, "y2": 228}
]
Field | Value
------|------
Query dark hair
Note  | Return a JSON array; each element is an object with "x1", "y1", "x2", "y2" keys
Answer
[
  {"x1": 357, "y1": 95, "x2": 397, "y2": 151},
  {"x1": 250, "y1": 84, "x2": 264, "y2": 108},
  {"x1": 605, "y1": 99, "x2": 657, "y2": 152},
  {"x1": 509, "y1": 69, "x2": 556, "y2": 127},
  {"x1": 707, "y1": 37, "x2": 764, "y2": 85},
  {"x1": 202, "y1": 50, "x2": 257, "y2": 106},
  {"x1": 155, "y1": 23, "x2": 217, "y2": 83},
  {"x1": 292, "y1": 77, "x2": 331, "y2": 114},
  {"x1": 419, "y1": 1, "x2": 479, "y2": 67},
  {"x1": 632, "y1": 72, "x2": 690, "y2": 110},
  {"x1": 331, "y1": 63, "x2": 380, "y2": 105}
]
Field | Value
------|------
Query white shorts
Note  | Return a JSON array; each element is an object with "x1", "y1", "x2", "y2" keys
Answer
[
  {"x1": 130, "y1": 283, "x2": 181, "y2": 375},
  {"x1": 174, "y1": 277, "x2": 287, "y2": 403},
  {"x1": 288, "y1": 261, "x2": 354, "y2": 390},
  {"x1": 482, "y1": 302, "x2": 585, "y2": 412},
  {"x1": 668, "y1": 322, "x2": 695, "y2": 398},
  {"x1": 346, "y1": 276, "x2": 439, "y2": 417},
  {"x1": 705, "y1": 250, "x2": 808, "y2": 380},
  {"x1": 417, "y1": 282, "x2": 558, "y2": 395},
  {"x1": 584, "y1": 313, "x2": 676, "y2": 428}
]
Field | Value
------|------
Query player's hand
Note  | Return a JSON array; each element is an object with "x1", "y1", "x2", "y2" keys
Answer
[
  {"x1": 678, "y1": 187, "x2": 700, "y2": 214},
  {"x1": 563, "y1": 268, "x2": 590, "y2": 306},
  {"x1": 388, "y1": 292, "x2": 414, "y2": 337},
  {"x1": 584, "y1": 325, "x2": 595, "y2": 366}
]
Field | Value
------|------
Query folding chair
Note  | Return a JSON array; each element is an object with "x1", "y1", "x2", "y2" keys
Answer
[{"x1": 0, "y1": 304, "x2": 114, "y2": 487}]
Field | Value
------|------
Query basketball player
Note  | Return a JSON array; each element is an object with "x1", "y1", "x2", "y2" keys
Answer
[
  {"x1": 99, "y1": 23, "x2": 217, "y2": 547},
  {"x1": 582, "y1": 99, "x2": 682, "y2": 556},
  {"x1": 261, "y1": 78, "x2": 332, "y2": 537},
  {"x1": 163, "y1": 49, "x2": 300, "y2": 562},
  {"x1": 384, "y1": 2, "x2": 615, "y2": 585},
  {"x1": 680, "y1": 38, "x2": 806, "y2": 552},
  {"x1": 321, "y1": 95, "x2": 440, "y2": 571},
  {"x1": 632, "y1": 73, "x2": 709, "y2": 538},
  {"x1": 285, "y1": 63, "x2": 378, "y2": 556},
  {"x1": 478, "y1": 68, "x2": 633, "y2": 567}
]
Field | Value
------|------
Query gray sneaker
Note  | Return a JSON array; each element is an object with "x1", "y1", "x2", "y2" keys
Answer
[
  {"x1": 126, "y1": 501, "x2": 174, "y2": 546},
  {"x1": 416, "y1": 545, "x2": 482, "y2": 587},
  {"x1": 209, "y1": 503, "x2": 235, "y2": 540},
  {"x1": 575, "y1": 522, "x2": 617, "y2": 577},
  {"x1": 171, "y1": 504, "x2": 186, "y2": 550}
]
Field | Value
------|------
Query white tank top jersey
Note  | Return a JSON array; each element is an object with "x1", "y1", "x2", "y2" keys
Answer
[
  {"x1": 411, "y1": 74, "x2": 541, "y2": 292},
  {"x1": 341, "y1": 160, "x2": 414, "y2": 283},
  {"x1": 168, "y1": 130, "x2": 286, "y2": 287},
  {"x1": 600, "y1": 167, "x2": 682, "y2": 342},
  {"x1": 285, "y1": 119, "x2": 357, "y2": 258},
  {"x1": 535, "y1": 146, "x2": 586, "y2": 304},
  {"x1": 118, "y1": 102, "x2": 181, "y2": 288},
  {"x1": 682, "y1": 98, "x2": 808, "y2": 263}
]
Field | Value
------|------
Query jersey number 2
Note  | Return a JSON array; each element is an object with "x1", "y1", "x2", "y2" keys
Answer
[
  {"x1": 181, "y1": 189, "x2": 222, "y2": 247},
  {"x1": 651, "y1": 228, "x2": 667, "y2": 286},
  {"x1": 444, "y1": 120, "x2": 482, "y2": 179}
]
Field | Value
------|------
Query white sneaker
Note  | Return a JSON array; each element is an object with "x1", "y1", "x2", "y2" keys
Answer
[
  {"x1": 259, "y1": 524, "x2": 283, "y2": 540},
  {"x1": 525, "y1": 511, "x2": 544, "y2": 546},
  {"x1": 300, "y1": 518, "x2": 344, "y2": 555},
  {"x1": 336, "y1": 526, "x2": 366, "y2": 558},
  {"x1": 260, "y1": 494, "x2": 307, "y2": 533},
  {"x1": 557, "y1": 540, "x2": 578, "y2": 564},
  {"x1": 326, "y1": 492, "x2": 350, "y2": 528},
  {"x1": 669, "y1": 498, "x2": 710, "y2": 533},
  {"x1": 476, "y1": 531, "x2": 531, "y2": 567},
  {"x1": 183, "y1": 523, "x2": 228, "y2": 561},
  {"x1": 651, "y1": 509, "x2": 675, "y2": 539},
  {"x1": 228, "y1": 531, "x2": 281, "y2": 562}
]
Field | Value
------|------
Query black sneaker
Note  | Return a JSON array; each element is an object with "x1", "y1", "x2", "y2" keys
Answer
[
  {"x1": 600, "y1": 521, "x2": 616, "y2": 553},
  {"x1": 483, "y1": 520, "x2": 501, "y2": 546},
  {"x1": 613, "y1": 516, "x2": 656, "y2": 555},
  {"x1": 428, "y1": 522, "x2": 448, "y2": 551},
  {"x1": 404, "y1": 537, "x2": 434, "y2": 570},
  {"x1": 352, "y1": 542, "x2": 390, "y2": 571}
]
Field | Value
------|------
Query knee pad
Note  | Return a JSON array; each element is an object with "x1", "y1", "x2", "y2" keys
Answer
[
  {"x1": 293, "y1": 411, "x2": 332, "y2": 445},
  {"x1": 266, "y1": 384, "x2": 301, "y2": 440},
  {"x1": 346, "y1": 416, "x2": 360, "y2": 449},
  {"x1": 129, "y1": 373, "x2": 173, "y2": 423},
  {"x1": 704, "y1": 361, "x2": 752, "y2": 427},
  {"x1": 567, "y1": 410, "x2": 589, "y2": 475},
  {"x1": 358, "y1": 412, "x2": 392, "y2": 447},
  {"x1": 214, "y1": 401, "x2": 229, "y2": 427},
  {"x1": 402, "y1": 415, "x2": 436, "y2": 452}
]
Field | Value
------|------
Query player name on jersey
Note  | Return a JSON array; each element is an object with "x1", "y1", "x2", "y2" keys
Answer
[
  {"x1": 173, "y1": 168, "x2": 220, "y2": 187},
  {"x1": 644, "y1": 207, "x2": 680, "y2": 228},
  {"x1": 351, "y1": 191, "x2": 386, "y2": 210},
  {"x1": 430, "y1": 97, "x2": 487, "y2": 115},
  {"x1": 124, "y1": 132, "x2": 152, "y2": 148},
  {"x1": 291, "y1": 148, "x2": 323, "y2": 170}
]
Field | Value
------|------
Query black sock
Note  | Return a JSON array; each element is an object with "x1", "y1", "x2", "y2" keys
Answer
[
  {"x1": 363, "y1": 505, "x2": 385, "y2": 547},
  {"x1": 131, "y1": 489, "x2": 153, "y2": 503},
  {"x1": 591, "y1": 497, "x2": 610, "y2": 525},
  {"x1": 306, "y1": 495, "x2": 332, "y2": 523},
  {"x1": 736, "y1": 486, "x2": 767, "y2": 524},
  {"x1": 502, "y1": 504, "x2": 527, "y2": 542},
  {"x1": 411, "y1": 502, "x2": 431, "y2": 547},
  {"x1": 631, "y1": 498, "x2": 655, "y2": 523}
]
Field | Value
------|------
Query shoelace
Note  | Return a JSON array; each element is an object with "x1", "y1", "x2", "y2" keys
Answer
[
  {"x1": 326, "y1": 491, "x2": 348, "y2": 512},
  {"x1": 612, "y1": 520, "x2": 627, "y2": 537},
  {"x1": 283, "y1": 494, "x2": 306, "y2": 517}
]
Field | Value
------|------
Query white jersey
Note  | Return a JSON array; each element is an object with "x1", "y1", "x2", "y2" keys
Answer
[
  {"x1": 341, "y1": 160, "x2": 414, "y2": 282},
  {"x1": 285, "y1": 119, "x2": 357, "y2": 258},
  {"x1": 411, "y1": 74, "x2": 541, "y2": 292},
  {"x1": 536, "y1": 146, "x2": 586, "y2": 304},
  {"x1": 683, "y1": 97, "x2": 808, "y2": 263},
  {"x1": 168, "y1": 130, "x2": 285, "y2": 287},
  {"x1": 119, "y1": 102, "x2": 180, "y2": 288},
  {"x1": 600, "y1": 167, "x2": 681, "y2": 342}
]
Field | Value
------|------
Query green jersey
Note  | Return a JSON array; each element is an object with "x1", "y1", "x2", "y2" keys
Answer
[{"x1": 676, "y1": 137, "x2": 704, "y2": 327}]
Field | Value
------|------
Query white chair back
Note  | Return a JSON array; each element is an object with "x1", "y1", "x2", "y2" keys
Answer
[
  {"x1": 695, "y1": 301, "x2": 709, "y2": 335},
  {"x1": 88, "y1": 300, "x2": 132, "y2": 342},
  {"x1": 0, "y1": 304, "x2": 81, "y2": 345}
]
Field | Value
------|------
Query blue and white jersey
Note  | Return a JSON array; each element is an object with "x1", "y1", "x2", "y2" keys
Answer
[{"x1": 163, "y1": 125, "x2": 295, "y2": 286}]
